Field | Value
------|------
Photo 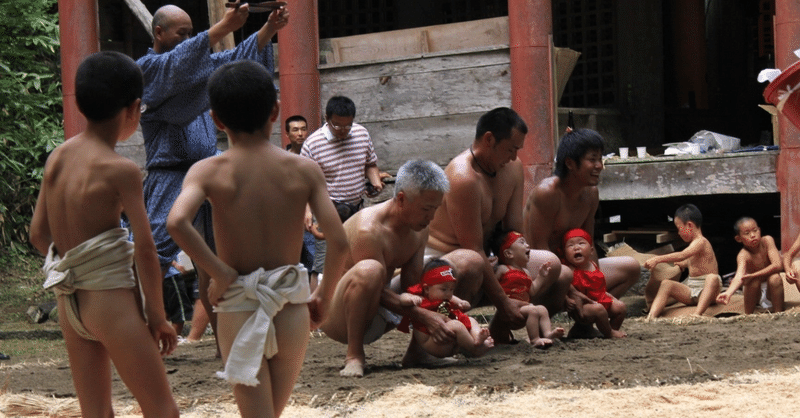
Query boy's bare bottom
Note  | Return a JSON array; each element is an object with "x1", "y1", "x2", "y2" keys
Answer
[
  {"x1": 218, "y1": 304, "x2": 309, "y2": 418},
  {"x1": 63, "y1": 289, "x2": 179, "y2": 418},
  {"x1": 648, "y1": 274, "x2": 722, "y2": 319}
]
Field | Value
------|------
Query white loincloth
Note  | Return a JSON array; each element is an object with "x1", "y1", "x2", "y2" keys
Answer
[
  {"x1": 42, "y1": 228, "x2": 136, "y2": 341},
  {"x1": 214, "y1": 265, "x2": 310, "y2": 386}
]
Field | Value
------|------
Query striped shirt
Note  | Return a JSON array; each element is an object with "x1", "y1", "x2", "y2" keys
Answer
[{"x1": 301, "y1": 123, "x2": 378, "y2": 203}]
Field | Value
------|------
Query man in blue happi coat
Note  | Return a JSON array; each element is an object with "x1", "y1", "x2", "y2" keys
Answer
[{"x1": 137, "y1": 2, "x2": 289, "y2": 335}]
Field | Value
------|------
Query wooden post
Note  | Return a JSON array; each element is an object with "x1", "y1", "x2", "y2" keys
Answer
[
  {"x1": 278, "y1": 0, "x2": 321, "y2": 146},
  {"x1": 775, "y1": 0, "x2": 800, "y2": 249},
  {"x1": 58, "y1": 0, "x2": 99, "y2": 139},
  {"x1": 207, "y1": 0, "x2": 234, "y2": 52},
  {"x1": 508, "y1": 0, "x2": 555, "y2": 197}
]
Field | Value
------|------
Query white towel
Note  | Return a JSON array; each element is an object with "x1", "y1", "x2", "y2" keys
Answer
[
  {"x1": 214, "y1": 265, "x2": 310, "y2": 386},
  {"x1": 42, "y1": 228, "x2": 136, "y2": 341}
]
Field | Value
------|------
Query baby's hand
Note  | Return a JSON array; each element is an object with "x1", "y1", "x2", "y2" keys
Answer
[
  {"x1": 453, "y1": 298, "x2": 470, "y2": 311},
  {"x1": 537, "y1": 261, "x2": 552, "y2": 278}
]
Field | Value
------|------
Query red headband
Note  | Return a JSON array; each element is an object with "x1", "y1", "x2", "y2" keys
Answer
[
  {"x1": 563, "y1": 228, "x2": 592, "y2": 247},
  {"x1": 407, "y1": 265, "x2": 456, "y2": 295},
  {"x1": 500, "y1": 231, "x2": 524, "y2": 254}
]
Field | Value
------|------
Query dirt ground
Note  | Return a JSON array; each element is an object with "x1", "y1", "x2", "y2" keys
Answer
[{"x1": 4, "y1": 295, "x2": 800, "y2": 417}]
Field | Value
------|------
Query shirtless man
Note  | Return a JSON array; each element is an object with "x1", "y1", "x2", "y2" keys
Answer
[
  {"x1": 524, "y1": 128, "x2": 639, "y2": 316},
  {"x1": 320, "y1": 160, "x2": 454, "y2": 377},
  {"x1": 427, "y1": 107, "x2": 562, "y2": 332}
]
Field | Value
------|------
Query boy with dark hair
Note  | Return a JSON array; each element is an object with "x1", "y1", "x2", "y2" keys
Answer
[
  {"x1": 645, "y1": 204, "x2": 721, "y2": 318},
  {"x1": 717, "y1": 217, "x2": 784, "y2": 313},
  {"x1": 29, "y1": 51, "x2": 179, "y2": 418},
  {"x1": 167, "y1": 60, "x2": 348, "y2": 418},
  {"x1": 553, "y1": 128, "x2": 606, "y2": 179}
]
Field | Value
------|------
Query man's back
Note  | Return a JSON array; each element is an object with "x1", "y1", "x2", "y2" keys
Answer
[
  {"x1": 189, "y1": 142, "x2": 324, "y2": 274},
  {"x1": 42, "y1": 135, "x2": 140, "y2": 256}
]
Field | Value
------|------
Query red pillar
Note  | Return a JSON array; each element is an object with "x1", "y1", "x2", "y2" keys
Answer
[
  {"x1": 58, "y1": 0, "x2": 100, "y2": 140},
  {"x1": 775, "y1": 0, "x2": 800, "y2": 249},
  {"x1": 508, "y1": 0, "x2": 556, "y2": 198},
  {"x1": 278, "y1": 0, "x2": 320, "y2": 147}
]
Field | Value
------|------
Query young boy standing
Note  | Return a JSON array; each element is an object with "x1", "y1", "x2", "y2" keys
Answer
[
  {"x1": 29, "y1": 51, "x2": 179, "y2": 418},
  {"x1": 167, "y1": 60, "x2": 348, "y2": 418},
  {"x1": 645, "y1": 204, "x2": 721, "y2": 319},
  {"x1": 717, "y1": 217, "x2": 784, "y2": 313}
]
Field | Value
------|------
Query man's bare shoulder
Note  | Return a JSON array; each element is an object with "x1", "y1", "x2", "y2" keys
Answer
[
  {"x1": 532, "y1": 175, "x2": 561, "y2": 199},
  {"x1": 444, "y1": 149, "x2": 476, "y2": 183}
]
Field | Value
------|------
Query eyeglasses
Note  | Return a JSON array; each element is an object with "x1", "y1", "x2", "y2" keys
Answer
[{"x1": 329, "y1": 123, "x2": 352, "y2": 131}]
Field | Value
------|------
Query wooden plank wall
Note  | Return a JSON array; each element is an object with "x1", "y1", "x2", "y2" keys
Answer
[{"x1": 599, "y1": 151, "x2": 779, "y2": 200}]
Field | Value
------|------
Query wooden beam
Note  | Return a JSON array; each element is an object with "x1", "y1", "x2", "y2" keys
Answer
[
  {"x1": 207, "y1": 0, "x2": 235, "y2": 52},
  {"x1": 121, "y1": 0, "x2": 153, "y2": 41}
]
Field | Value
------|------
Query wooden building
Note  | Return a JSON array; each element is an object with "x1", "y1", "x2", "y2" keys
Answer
[{"x1": 60, "y1": 0, "x2": 800, "y2": 269}]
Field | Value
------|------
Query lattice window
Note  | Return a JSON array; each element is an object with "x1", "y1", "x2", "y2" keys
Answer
[
  {"x1": 319, "y1": 0, "x2": 397, "y2": 38},
  {"x1": 440, "y1": 0, "x2": 507, "y2": 24},
  {"x1": 553, "y1": 0, "x2": 617, "y2": 108}
]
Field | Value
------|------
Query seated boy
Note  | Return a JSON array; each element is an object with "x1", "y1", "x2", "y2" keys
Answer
[
  {"x1": 644, "y1": 204, "x2": 721, "y2": 319},
  {"x1": 167, "y1": 60, "x2": 348, "y2": 418},
  {"x1": 717, "y1": 217, "x2": 784, "y2": 313},
  {"x1": 28, "y1": 51, "x2": 179, "y2": 418}
]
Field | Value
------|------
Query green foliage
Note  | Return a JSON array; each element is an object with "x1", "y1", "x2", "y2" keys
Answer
[{"x1": 0, "y1": 0, "x2": 63, "y2": 255}]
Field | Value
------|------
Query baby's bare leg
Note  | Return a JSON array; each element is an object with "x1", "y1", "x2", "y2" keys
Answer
[
  {"x1": 78, "y1": 289, "x2": 179, "y2": 418},
  {"x1": 608, "y1": 298, "x2": 627, "y2": 331},
  {"x1": 463, "y1": 318, "x2": 493, "y2": 357},
  {"x1": 694, "y1": 275, "x2": 721, "y2": 316}
]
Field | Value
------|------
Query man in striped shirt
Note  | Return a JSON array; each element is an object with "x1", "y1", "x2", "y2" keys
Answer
[{"x1": 301, "y1": 96, "x2": 384, "y2": 278}]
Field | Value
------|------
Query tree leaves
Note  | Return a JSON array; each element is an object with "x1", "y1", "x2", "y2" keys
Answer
[{"x1": 0, "y1": 0, "x2": 62, "y2": 256}]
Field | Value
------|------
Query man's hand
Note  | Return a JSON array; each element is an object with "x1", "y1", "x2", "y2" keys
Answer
[
  {"x1": 265, "y1": 6, "x2": 290, "y2": 33},
  {"x1": 415, "y1": 308, "x2": 455, "y2": 344},
  {"x1": 495, "y1": 297, "x2": 525, "y2": 329},
  {"x1": 222, "y1": 1, "x2": 250, "y2": 32},
  {"x1": 150, "y1": 319, "x2": 178, "y2": 356}
]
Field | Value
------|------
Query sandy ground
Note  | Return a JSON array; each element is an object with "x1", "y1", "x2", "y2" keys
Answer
[{"x1": 4, "y1": 299, "x2": 800, "y2": 417}]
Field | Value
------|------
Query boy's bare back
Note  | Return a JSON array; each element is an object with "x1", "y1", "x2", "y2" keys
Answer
[
  {"x1": 37, "y1": 135, "x2": 142, "y2": 256},
  {"x1": 185, "y1": 143, "x2": 327, "y2": 274}
]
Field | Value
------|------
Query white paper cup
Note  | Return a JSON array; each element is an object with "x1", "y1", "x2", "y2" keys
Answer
[
  {"x1": 619, "y1": 147, "x2": 629, "y2": 158},
  {"x1": 637, "y1": 146, "x2": 646, "y2": 158}
]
